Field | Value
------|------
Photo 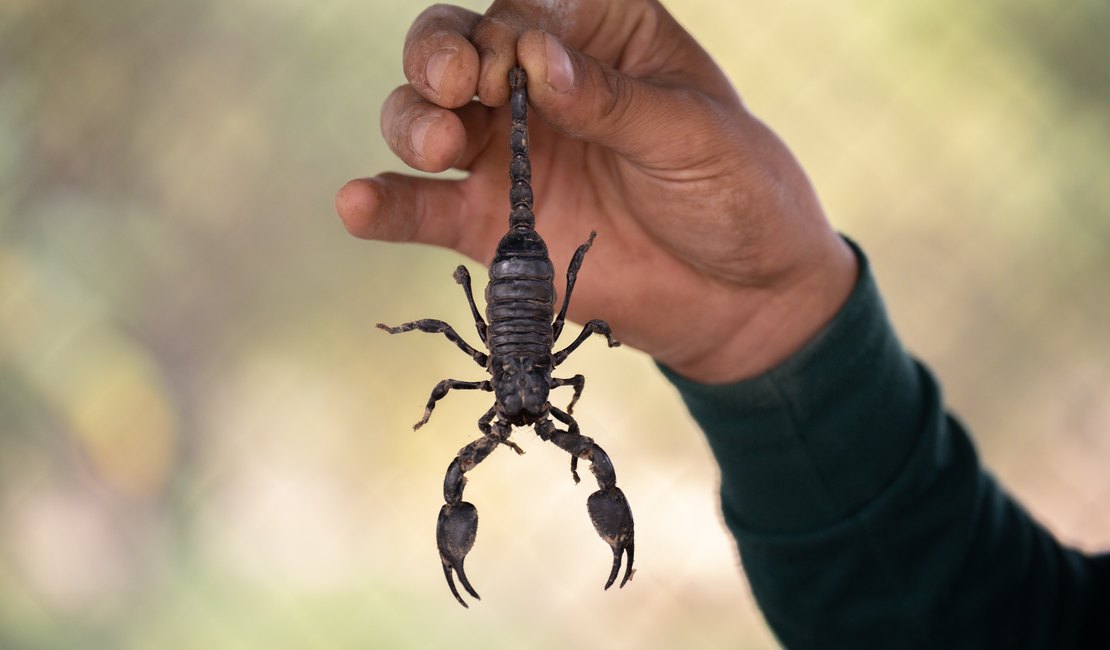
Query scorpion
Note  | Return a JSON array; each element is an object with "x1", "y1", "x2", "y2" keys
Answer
[{"x1": 377, "y1": 65, "x2": 635, "y2": 607}]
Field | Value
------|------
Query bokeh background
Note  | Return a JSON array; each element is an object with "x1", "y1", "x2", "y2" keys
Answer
[{"x1": 2, "y1": 1, "x2": 1108, "y2": 648}]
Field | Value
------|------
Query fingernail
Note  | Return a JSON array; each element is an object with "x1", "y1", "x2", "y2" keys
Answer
[
  {"x1": 544, "y1": 32, "x2": 574, "y2": 93},
  {"x1": 410, "y1": 115, "x2": 437, "y2": 158},
  {"x1": 425, "y1": 48, "x2": 452, "y2": 95}
]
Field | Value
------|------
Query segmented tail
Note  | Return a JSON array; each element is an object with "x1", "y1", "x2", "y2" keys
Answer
[{"x1": 508, "y1": 66, "x2": 534, "y2": 230}]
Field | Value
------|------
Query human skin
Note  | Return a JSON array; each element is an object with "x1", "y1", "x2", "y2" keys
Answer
[{"x1": 335, "y1": 0, "x2": 857, "y2": 384}]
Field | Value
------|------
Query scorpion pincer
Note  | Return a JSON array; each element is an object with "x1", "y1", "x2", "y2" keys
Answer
[{"x1": 377, "y1": 65, "x2": 635, "y2": 607}]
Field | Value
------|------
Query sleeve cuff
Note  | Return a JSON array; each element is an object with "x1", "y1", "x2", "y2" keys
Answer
[{"x1": 658, "y1": 239, "x2": 931, "y2": 535}]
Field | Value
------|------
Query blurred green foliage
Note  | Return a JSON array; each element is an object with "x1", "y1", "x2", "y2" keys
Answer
[{"x1": 1, "y1": 1, "x2": 1107, "y2": 648}]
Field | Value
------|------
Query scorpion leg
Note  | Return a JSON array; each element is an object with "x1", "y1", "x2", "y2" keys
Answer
[
  {"x1": 438, "y1": 421, "x2": 510, "y2": 608},
  {"x1": 376, "y1": 319, "x2": 489, "y2": 367},
  {"x1": 452, "y1": 265, "x2": 488, "y2": 344},
  {"x1": 412, "y1": 379, "x2": 491, "y2": 430},
  {"x1": 550, "y1": 374, "x2": 585, "y2": 414},
  {"x1": 479, "y1": 405, "x2": 523, "y2": 455},
  {"x1": 540, "y1": 408, "x2": 635, "y2": 590},
  {"x1": 553, "y1": 319, "x2": 620, "y2": 366},
  {"x1": 553, "y1": 231, "x2": 597, "y2": 342}
]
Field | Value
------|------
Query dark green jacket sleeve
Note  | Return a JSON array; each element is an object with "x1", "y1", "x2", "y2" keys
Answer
[{"x1": 659, "y1": 241, "x2": 1109, "y2": 649}]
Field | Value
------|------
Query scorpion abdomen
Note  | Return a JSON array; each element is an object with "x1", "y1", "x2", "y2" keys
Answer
[
  {"x1": 485, "y1": 229, "x2": 556, "y2": 358},
  {"x1": 485, "y1": 299, "x2": 554, "y2": 356}
]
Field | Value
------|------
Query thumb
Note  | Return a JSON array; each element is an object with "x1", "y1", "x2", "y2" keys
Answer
[{"x1": 516, "y1": 29, "x2": 720, "y2": 165}]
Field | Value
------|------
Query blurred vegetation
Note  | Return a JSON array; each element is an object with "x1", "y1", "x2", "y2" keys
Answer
[{"x1": 1, "y1": 1, "x2": 1107, "y2": 648}]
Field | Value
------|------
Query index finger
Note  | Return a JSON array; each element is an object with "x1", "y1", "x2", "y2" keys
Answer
[{"x1": 403, "y1": 5, "x2": 483, "y2": 109}]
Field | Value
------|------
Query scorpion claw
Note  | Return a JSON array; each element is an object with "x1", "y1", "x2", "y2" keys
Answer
[
  {"x1": 587, "y1": 487, "x2": 635, "y2": 590},
  {"x1": 441, "y1": 562, "x2": 470, "y2": 608},
  {"x1": 437, "y1": 502, "x2": 481, "y2": 607}
]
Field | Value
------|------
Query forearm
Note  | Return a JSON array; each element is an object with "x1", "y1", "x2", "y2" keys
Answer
[{"x1": 660, "y1": 240, "x2": 1099, "y2": 648}]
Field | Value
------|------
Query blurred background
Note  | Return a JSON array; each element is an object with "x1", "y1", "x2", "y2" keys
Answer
[{"x1": 2, "y1": 0, "x2": 1108, "y2": 647}]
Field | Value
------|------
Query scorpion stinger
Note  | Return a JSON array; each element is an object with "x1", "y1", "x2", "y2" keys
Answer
[{"x1": 377, "y1": 65, "x2": 633, "y2": 606}]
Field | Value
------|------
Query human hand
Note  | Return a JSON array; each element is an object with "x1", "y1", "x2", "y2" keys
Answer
[{"x1": 336, "y1": 0, "x2": 857, "y2": 383}]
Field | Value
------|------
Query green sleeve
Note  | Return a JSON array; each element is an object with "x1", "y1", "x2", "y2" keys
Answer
[{"x1": 659, "y1": 240, "x2": 1108, "y2": 648}]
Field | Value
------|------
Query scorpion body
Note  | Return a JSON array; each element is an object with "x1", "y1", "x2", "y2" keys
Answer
[{"x1": 377, "y1": 66, "x2": 635, "y2": 607}]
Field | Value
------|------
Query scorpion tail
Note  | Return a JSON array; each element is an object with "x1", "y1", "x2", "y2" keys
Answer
[{"x1": 508, "y1": 65, "x2": 535, "y2": 231}]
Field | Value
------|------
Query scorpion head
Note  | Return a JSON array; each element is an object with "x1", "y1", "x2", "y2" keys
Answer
[{"x1": 492, "y1": 356, "x2": 551, "y2": 426}]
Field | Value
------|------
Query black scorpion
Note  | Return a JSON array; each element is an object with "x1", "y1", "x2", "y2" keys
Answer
[{"x1": 377, "y1": 66, "x2": 635, "y2": 607}]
